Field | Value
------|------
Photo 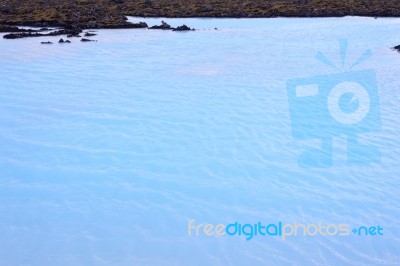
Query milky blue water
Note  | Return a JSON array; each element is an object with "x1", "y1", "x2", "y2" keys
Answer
[{"x1": 0, "y1": 17, "x2": 400, "y2": 265}]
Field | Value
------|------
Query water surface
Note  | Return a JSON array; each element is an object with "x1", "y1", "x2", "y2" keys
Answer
[{"x1": 0, "y1": 17, "x2": 399, "y2": 265}]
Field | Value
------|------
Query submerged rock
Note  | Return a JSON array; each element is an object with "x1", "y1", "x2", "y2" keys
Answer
[
  {"x1": 81, "y1": 38, "x2": 97, "y2": 42},
  {"x1": 84, "y1": 32, "x2": 97, "y2": 37},
  {"x1": 4, "y1": 32, "x2": 42, "y2": 39},
  {"x1": 3, "y1": 28, "x2": 82, "y2": 39},
  {"x1": 41, "y1": 41, "x2": 53, "y2": 44},
  {"x1": 49, "y1": 29, "x2": 82, "y2": 36}
]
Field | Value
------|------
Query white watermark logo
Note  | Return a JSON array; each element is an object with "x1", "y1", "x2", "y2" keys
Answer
[
  {"x1": 188, "y1": 220, "x2": 384, "y2": 241},
  {"x1": 286, "y1": 40, "x2": 381, "y2": 167}
]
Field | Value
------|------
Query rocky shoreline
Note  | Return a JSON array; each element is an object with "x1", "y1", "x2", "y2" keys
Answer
[
  {"x1": 1, "y1": 0, "x2": 400, "y2": 49},
  {"x1": 2, "y1": 0, "x2": 400, "y2": 30},
  {"x1": 1, "y1": 20, "x2": 193, "y2": 43}
]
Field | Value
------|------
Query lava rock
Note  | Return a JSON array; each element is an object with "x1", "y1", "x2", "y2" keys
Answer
[
  {"x1": 149, "y1": 20, "x2": 172, "y2": 30},
  {"x1": 4, "y1": 32, "x2": 43, "y2": 39},
  {"x1": 103, "y1": 22, "x2": 148, "y2": 29},
  {"x1": 172, "y1": 24, "x2": 193, "y2": 31},
  {"x1": 49, "y1": 29, "x2": 82, "y2": 36},
  {"x1": 128, "y1": 22, "x2": 148, "y2": 28},
  {"x1": 0, "y1": 25, "x2": 35, "y2": 33},
  {"x1": 81, "y1": 38, "x2": 97, "y2": 42},
  {"x1": 3, "y1": 28, "x2": 82, "y2": 39},
  {"x1": 58, "y1": 38, "x2": 71, "y2": 43},
  {"x1": 84, "y1": 32, "x2": 97, "y2": 37}
]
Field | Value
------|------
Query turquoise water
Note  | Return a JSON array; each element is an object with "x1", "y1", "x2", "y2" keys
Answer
[{"x1": 0, "y1": 17, "x2": 400, "y2": 265}]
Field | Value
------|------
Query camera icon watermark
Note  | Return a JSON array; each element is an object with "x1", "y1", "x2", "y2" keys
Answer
[{"x1": 287, "y1": 40, "x2": 381, "y2": 168}]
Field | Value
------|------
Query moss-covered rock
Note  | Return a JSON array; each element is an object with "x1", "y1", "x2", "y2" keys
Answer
[{"x1": 1, "y1": 0, "x2": 400, "y2": 29}]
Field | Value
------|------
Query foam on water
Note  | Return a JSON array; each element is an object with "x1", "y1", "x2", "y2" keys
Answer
[{"x1": 0, "y1": 17, "x2": 399, "y2": 265}]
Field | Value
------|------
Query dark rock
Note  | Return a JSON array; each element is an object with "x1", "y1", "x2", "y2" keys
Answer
[
  {"x1": 102, "y1": 22, "x2": 147, "y2": 29},
  {"x1": 124, "y1": 22, "x2": 148, "y2": 28},
  {"x1": 393, "y1": 45, "x2": 400, "y2": 52},
  {"x1": 0, "y1": 25, "x2": 33, "y2": 33},
  {"x1": 81, "y1": 38, "x2": 97, "y2": 42},
  {"x1": 41, "y1": 41, "x2": 53, "y2": 44},
  {"x1": 59, "y1": 38, "x2": 71, "y2": 43},
  {"x1": 48, "y1": 29, "x2": 82, "y2": 36},
  {"x1": 4, "y1": 32, "x2": 44, "y2": 39},
  {"x1": 84, "y1": 32, "x2": 97, "y2": 37},
  {"x1": 173, "y1": 24, "x2": 193, "y2": 31},
  {"x1": 149, "y1": 20, "x2": 172, "y2": 30},
  {"x1": 2, "y1": 0, "x2": 400, "y2": 29},
  {"x1": 67, "y1": 34, "x2": 81, "y2": 38},
  {"x1": 3, "y1": 28, "x2": 82, "y2": 39}
]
